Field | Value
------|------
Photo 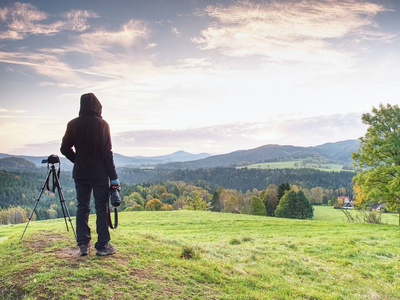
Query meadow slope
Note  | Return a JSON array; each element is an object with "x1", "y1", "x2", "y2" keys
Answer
[{"x1": 0, "y1": 207, "x2": 399, "y2": 299}]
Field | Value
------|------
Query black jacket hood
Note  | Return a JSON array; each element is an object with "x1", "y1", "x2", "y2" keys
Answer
[{"x1": 79, "y1": 93, "x2": 102, "y2": 117}]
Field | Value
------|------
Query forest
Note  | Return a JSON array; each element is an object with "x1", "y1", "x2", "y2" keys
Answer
[
  {"x1": 0, "y1": 166, "x2": 353, "y2": 225},
  {"x1": 118, "y1": 167, "x2": 355, "y2": 191}
]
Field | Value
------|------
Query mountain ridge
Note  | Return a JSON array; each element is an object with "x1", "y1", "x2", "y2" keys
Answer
[
  {"x1": 156, "y1": 139, "x2": 359, "y2": 170},
  {"x1": 0, "y1": 139, "x2": 359, "y2": 171}
]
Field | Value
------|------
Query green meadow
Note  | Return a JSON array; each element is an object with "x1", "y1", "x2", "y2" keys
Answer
[{"x1": 1, "y1": 207, "x2": 399, "y2": 299}]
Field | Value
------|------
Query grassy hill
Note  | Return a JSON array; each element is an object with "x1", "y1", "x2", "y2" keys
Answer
[
  {"x1": 1, "y1": 208, "x2": 399, "y2": 299},
  {"x1": 244, "y1": 159, "x2": 347, "y2": 172}
]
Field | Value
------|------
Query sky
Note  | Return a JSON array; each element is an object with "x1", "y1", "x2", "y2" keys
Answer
[{"x1": 0, "y1": 0, "x2": 399, "y2": 157}]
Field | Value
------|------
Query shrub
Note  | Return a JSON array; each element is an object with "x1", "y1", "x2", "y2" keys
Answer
[
  {"x1": 342, "y1": 209, "x2": 384, "y2": 224},
  {"x1": 180, "y1": 245, "x2": 197, "y2": 259},
  {"x1": 229, "y1": 238, "x2": 241, "y2": 245}
]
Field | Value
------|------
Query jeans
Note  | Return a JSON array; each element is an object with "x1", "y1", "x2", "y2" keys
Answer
[{"x1": 75, "y1": 176, "x2": 110, "y2": 250}]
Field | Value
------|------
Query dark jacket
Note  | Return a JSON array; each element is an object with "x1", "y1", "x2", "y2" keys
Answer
[{"x1": 60, "y1": 93, "x2": 118, "y2": 180}]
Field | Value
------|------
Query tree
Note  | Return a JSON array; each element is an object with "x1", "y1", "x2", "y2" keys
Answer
[
  {"x1": 123, "y1": 192, "x2": 144, "y2": 209},
  {"x1": 310, "y1": 187, "x2": 325, "y2": 205},
  {"x1": 352, "y1": 103, "x2": 400, "y2": 225},
  {"x1": 184, "y1": 192, "x2": 209, "y2": 211},
  {"x1": 278, "y1": 182, "x2": 291, "y2": 200},
  {"x1": 145, "y1": 198, "x2": 163, "y2": 211},
  {"x1": 160, "y1": 192, "x2": 177, "y2": 205},
  {"x1": 260, "y1": 184, "x2": 279, "y2": 216},
  {"x1": 210, "y1": 186, "x2": 224, "y2": 212},
  {"x1": 223, "y1": 190, "x2": 243, "y2": 214},
  {"x1": 275, "y1": 190, "x2": 313, "y2": 219},
  {"x1": 249, "y1": 196, "x2": 266, "y2": 216}
]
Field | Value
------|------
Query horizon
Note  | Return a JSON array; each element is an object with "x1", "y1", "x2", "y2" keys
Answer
[
  {"x1": 0, "y1": 138, "x2": 359, "y2": 159},
  {"x1": 1, "y1": 1, "x2": 399, "y2": 157}
]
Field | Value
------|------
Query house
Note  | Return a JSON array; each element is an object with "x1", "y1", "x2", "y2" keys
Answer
[
  {"x1": 338, "y1": 196, "x2": 354, "y2": 209},
  {"x1": 371, "y1": 203, "x2": 387, "y2": 212}
]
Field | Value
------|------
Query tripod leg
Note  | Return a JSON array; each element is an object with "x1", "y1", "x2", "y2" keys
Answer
[
  {"x1": 53, "y1": 171, "x2": 77, "y2": 240},
  {"x1": 20, "y1": 169, "x2": 52, "y2": 240}
]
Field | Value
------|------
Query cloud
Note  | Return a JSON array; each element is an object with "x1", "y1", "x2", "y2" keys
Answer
[
  {"x1": 193, "y1": 0, "x2": 390, "y2": 64},
  {"x1": 0, "y1": 107, "x2": 26, "y2": 114},
  {"x1": 0, "y1": 17, "x2": 150, "y2": 83},
  {"x1": 62, "y1": 9, "x2": 98, "y2": 31},
  {"x1": 111, "y1": 113, "x2": 366, "y2": 156},
  {"x1": 171, "y1": 27, "x2": 181, "y2": 36},
  {"x1": 10, "y1": 140, "x2": 62, "y2": 157},
  {"x1": 0, "y1": 2, "x2": 97, "y2": 40},
  {"x1": 68, "y1": 19, "x2": 150, "y2": 55},
  {"x1": 3, "y1": 111, "x2": 367, "y2": 156}
]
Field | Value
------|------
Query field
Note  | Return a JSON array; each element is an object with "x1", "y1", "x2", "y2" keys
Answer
[
  {"x1": 1, "y1": 207, "x2": 399, "y2": 299},
  {"x1": 245, "y1": 160, "x2": 346, "y2": 172}
]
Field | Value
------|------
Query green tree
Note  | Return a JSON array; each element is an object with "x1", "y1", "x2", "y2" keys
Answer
[
  {"x1": 123, "y1": 192, "x2": 145, "y2": 209},
  {"x1": 275, "y1": 190, "x2": 313, "y2": 219},
  {"x1": 160, "y1": 192, "x2": 177, "y2": 205},
  {"x1": 211, "y1": 186, "x2": 224, "y2": 212},
  {"x1": 184, "y1": 192, "x2": 209, "y2": 211},
  {"x1": 260, "y1": 184, "x2": 279, "y2": 216},
  {"x1": 278, "y1": 182, "x2": 291, "y2": 200},
  {"x1": 249, "y1": 196, "x2": 266, "y2": 216},
  {"x1": 352, "y1": 103, "x2": 400, "y2": 225},
  {"x1": 172, "y1": 184, "x2": 181, "y2": 198}
]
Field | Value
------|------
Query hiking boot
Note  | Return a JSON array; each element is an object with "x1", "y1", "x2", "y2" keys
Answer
[
  {"x1": 79, "y1": 244, "x2": 90, "y2": 256},
  {"x1": 96, "y1": 244, "x2": 116, "y2": 256}
]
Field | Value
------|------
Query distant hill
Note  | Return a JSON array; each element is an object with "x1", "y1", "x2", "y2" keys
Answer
[
  {"x1": 113, "y1": 151, "x2": 210, "y2": 167},
  {"x1": 0, "y1": 140, "x2": 359, "y2": 171},
  {"x1": 0, "y1": 157, "x2": 36, "y2": 169},
  {"x1": 312, "y1": 140, "x2": 359, "y2": 165},
  {"x1": 0, "y1": 151, "x2": 211, "y2": 170},
  {"x1": 157, "y1": 140, "x2": 360, "y2": 170}
]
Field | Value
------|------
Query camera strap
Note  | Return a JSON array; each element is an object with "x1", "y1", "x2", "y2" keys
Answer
[{"x1": 107, "y1": 205, "x2": 118, "y2": 229}]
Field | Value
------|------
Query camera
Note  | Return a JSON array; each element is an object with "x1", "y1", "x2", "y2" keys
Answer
[
  {"x1": 109, "y1": 184, "x2": 121, "y2": 207},
  {"x1": 110, "y1": 189, "x2": 121, "y2": 207},
  {"x1": 41, "y1": 154, "x2": 60, "y2": 164}
]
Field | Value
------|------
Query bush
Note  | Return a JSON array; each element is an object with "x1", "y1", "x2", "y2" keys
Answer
[
  {"x1": 0, "y1": 206, "x2": 28, "y2": 224},
  {"x1": 342, "y1": 209, "x2": 384, "y2": 224},
  {"x1": 180, "y1": 245, "x2": 197, "y2": 259},
  {"x1": 229, "y1": 238, "x2": 241, "y2": 245}
]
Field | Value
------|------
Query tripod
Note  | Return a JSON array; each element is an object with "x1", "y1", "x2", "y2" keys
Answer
[{"x1": 21, "y1": 158, "x2": 77, "y2": 240}]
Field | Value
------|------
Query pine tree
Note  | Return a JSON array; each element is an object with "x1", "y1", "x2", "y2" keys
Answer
[{"x1": 275, "y1": 190, "x2": 313, "y2": 219}]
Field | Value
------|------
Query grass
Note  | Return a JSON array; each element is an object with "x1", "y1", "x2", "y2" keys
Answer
[
  {"x1": 245, "y1": 160, "x2": 348, "y2": 172},
  {"x1": 1, "y1": 207, "x2": 399, "y2": 299}
]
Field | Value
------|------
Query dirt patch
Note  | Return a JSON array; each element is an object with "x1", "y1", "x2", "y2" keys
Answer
[
  {"x1": 23, "y1": 232, "x2": 67, "y2": 248},
  {"x1": 54, "y1": 246, "x2": 79, "y2": 259}
]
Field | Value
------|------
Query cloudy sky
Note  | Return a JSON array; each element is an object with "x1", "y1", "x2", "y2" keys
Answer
[{"x1": 0, "y1": 0, "x2": 399, "y2": 157}]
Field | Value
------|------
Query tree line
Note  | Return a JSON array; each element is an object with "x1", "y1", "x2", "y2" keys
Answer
[
  {"x1": 0, "y1": 163, "x2": 354, "y2": 225},
  {"x1": 118, "y1": 167, "x2": 355, "y2": 191}
]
